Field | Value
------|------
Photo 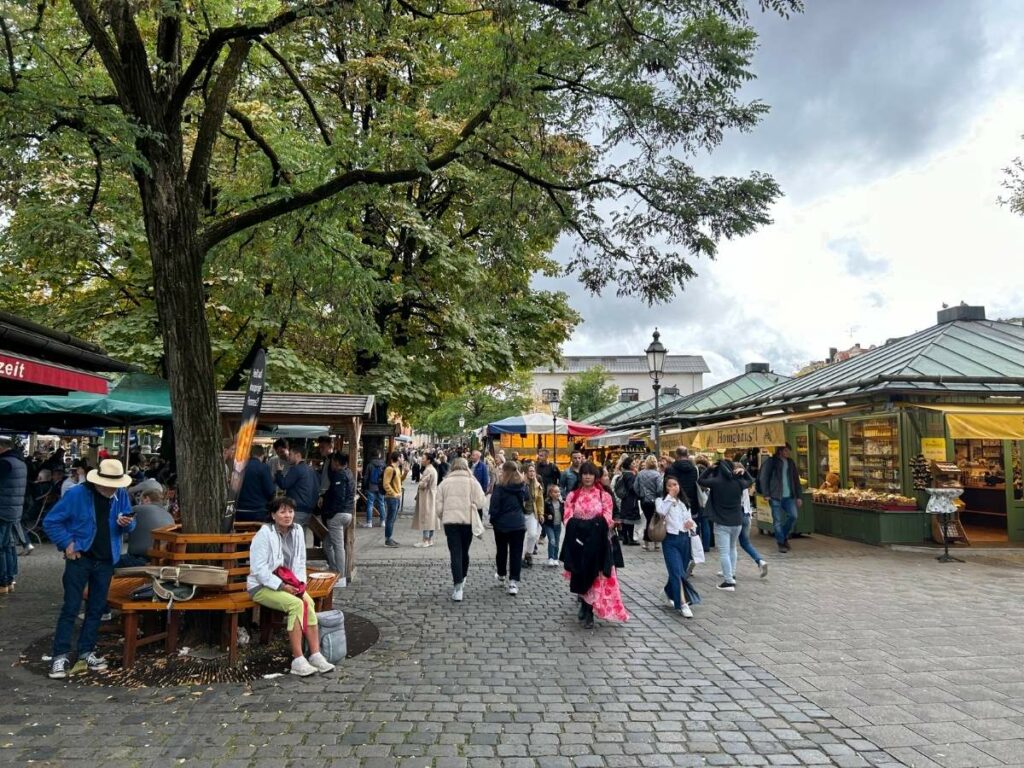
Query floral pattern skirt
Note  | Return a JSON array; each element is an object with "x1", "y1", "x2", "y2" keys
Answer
[{"x1": 564, "y1": 569, "x2": 629, "y2": 622}]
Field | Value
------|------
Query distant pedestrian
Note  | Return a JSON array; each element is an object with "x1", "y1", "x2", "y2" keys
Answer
[
  {"x1": 698, "y1": 459, "x2": 754, "y2": 591},
  {"x1": 435, "y1": 451, "x2": 450, "y2": 484},
  {"x1": 542, "y1": 483, "x2": 564, "y2": 566},
  {"x1": 235, "y1": 444, "x2": 276, "y2": 522},
  {"x1": 558, "y1": 450, "x2": 583, "y2": 500},
  {"x1": 413, "y1": 453, "x2": 438, "y2": 547},
  {"x1": 634, "y1": 455, "x2": 663, "y2": 551},
  {"x1": 382, "y1": 451, "x2": 404, "y2": 547},
  {"x1": 362, "y1": 451, "x2": 387, "y2": 528},
  {"x1": 730, "y1": 462, "x2": 768, "y2": 578},
  {"x1": 488, "y1": 461, "x2": 529, "y2": 596},
  {"x1": 0, "y1": 436, "x2": 27, "y2": 591},
  {"x1": 613, "y1": 455, "x2": 641, "y2": 545},
  {"x1": 437, "y1": 458, "x2": 486, "y2": 602},
  {"x1": 534, "y1": 449, "x2": 559, "y2": 493},
  {"x1": 469, "y1": 450, "x2": 490, "y2": 495},
  {"x1": 275, "y1": 446, "x2": 319, "y2": 528},
  {"x1": 322, "y1": 453, "x2": 355, "y2": 584},
  {"x1": 523, "y1": 464, "x2": 544, "y2": 568},
  {"x1": 562, "y1": 462, "x2": 628, "y2": 628},
  {"x1": 655, "y1": 475, "x2": 699, "y2": 618},
  {"x1": 757, "y1": 444, "x2": 801, "y2": 553}
]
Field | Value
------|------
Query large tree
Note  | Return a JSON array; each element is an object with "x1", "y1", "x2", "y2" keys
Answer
[
  {"x1": 0, "y1": 0, "x2": 798, "y2": 533},
  {"x1": 560, "y1": 366, "x2": 618, "y2": 421}
]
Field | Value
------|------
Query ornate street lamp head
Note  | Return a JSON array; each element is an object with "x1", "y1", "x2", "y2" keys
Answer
[{"x1": 646, "y1": 328, "x2": 667, "y2": 380}]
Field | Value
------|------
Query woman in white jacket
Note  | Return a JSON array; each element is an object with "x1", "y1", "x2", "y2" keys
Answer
[
  {"x1": 248, "y1": 497, "x2": 334, "y2": 676},
  {"x1": 655, "y1": 476, "x2": 700, "y2": 619},
  {"x1": 437, "y1": 458, "x2": 486, "y2": 602}
]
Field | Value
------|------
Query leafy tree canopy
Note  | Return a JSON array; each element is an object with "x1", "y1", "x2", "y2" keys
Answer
[
  {"x1": 0, "y1": 0, "x2": 799, "y2": 532},
  {"x1": 407, "y1": 372, "x2": 534, "y2": 438},
  {"x1": 560, "y1": 366, "x2": 618, "y2": 421}
]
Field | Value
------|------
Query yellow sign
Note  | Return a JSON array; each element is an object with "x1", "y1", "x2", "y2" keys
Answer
[
  {"x1": 693, "y1": 421, "x2": 786, "y2": 451},
  {"x1": 921, "y1": 437, "x2": 948, "y2": 462},
  {"x1": 828, "y1": 440, "x2": 841, "y2": 472}
]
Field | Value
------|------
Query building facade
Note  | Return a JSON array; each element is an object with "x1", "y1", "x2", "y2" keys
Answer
[{"x1": 532, "y1": 355, "x2": 709, "y2": 407}]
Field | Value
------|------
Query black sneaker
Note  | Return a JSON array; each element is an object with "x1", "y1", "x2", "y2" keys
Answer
[
  {"x1": 777, "y1": 543, "x2": 789, "y2": 553},
  {"x1": 384, "y1": 539, "x2": 400, "y2": 548},
  {"x1": 48, "y1": 655, "x2": 70, "y2": 679},
  {"x1": 716, "y1": 582, "x2": 736, "y2": 592}
]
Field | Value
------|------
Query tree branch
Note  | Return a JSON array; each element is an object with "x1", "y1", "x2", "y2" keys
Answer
[
  {"x1": 187, "y1": 38, "x2": 251, "y2": 198},
  {"x1": 226, "y1": 106, "x2": 289, "y2": 187},
  {"x1": 0, "y1": 17, "x2": 16, "y2": 92},
  {"x1": 200, "y1": 101, "x2": 497, "y2": 251},
  {"x1": 68, "y1": 0, "x2": 130, "y2": 104},
  {"x1": 169, "y1": 0, "x2": 348, "y2": 119},
  {"x1": 259, "y1": 40, "x2": 332, "y2": 146}
]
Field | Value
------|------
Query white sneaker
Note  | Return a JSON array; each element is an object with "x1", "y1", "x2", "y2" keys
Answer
[
  {"x1": 665, "y1": 596, "x2": 675, "y2": 609},
  {"x1": 716, "y1": 571, "x2": 723, "y2": 577},
  {"x1": 547, "y1": 558, "x2": 559, "y2": 567},
  {"x1": 759, "y1": 560, "x2": 768, "y2": 578},
  {"x1": 494, "y1": 573, "x2": 506, "y2": 587},
  {"x1": 290, "y1": 656, "x2": 317, "y2": 676},
  {"x1": 426, "y1": 539, "x2": 435, "y2": 547},
  {"x1": 308, "y1": 652, "x2": 335, "y2": 673},
  {"x1": 451, "y1": 582, "x2": 464, "y2": 602},
  {"x1": 507, "y1": 581, "x2": 519, "y2": 596},
  {"x1": 679, "y1": 604, "x2": 694, "y2": 619},
  {"x1": 337, "y1": 577, "x2": 347, "y2": 587},
  {"x1": 413, "y1": 541, "x2": 428, "y2": 548},
  {"x1": 360, "y1": 522, "x2": 373, "y2": 529}
]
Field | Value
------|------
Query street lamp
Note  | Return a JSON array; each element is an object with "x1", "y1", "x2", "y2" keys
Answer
[
  {"x1": 542, "y1": 388, "x2": 560, "y2": 468},
  {"x1": 646, "y1": 328, "x2": 667, "y2": 458},
  {"x1": 458, "y1": 415, "x2": 465, "y2": 451}
]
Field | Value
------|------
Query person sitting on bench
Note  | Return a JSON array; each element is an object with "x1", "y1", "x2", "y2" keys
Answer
[{"x1": 248, "y1": 496, "x2": 335, "y2": 677}]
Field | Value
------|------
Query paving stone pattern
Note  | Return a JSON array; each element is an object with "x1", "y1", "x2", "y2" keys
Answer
[{"x1": 1, "y1": 481, "x2": 1022, "y2": 767}]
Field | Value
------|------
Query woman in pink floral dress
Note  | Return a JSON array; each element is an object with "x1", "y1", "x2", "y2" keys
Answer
[{"x1": 562, "y1": 462, "x2": 629, "y2": 627}]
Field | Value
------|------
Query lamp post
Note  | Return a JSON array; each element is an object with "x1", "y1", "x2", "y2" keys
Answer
[
  {"x1": 542, "y1": 388, "x2": 560, "y2": 468},
  {"x1": 646, "y1": 328, "x2": 667, "y2": 458},
  {"x1": 458, "y1": 415, "x2": 465, "y2": 451}
]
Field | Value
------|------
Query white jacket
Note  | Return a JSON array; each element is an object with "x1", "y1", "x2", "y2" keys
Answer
[
  {"x1": 655, "y1": 495, "x2": 694, "y2": 536},
  {"x1": 437, "y1": 468, "x2": 487, "y2": 526},
  {"x1": 247, "y1": 523, "x2": 307, "y2": 593}
]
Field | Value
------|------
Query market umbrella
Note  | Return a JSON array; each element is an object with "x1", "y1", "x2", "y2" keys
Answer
[{"x1": 485, "y1": 412, "x2": 606, "y2": 437}]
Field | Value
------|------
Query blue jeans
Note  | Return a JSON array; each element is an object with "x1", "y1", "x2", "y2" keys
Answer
[
  {"x1": 384, "y1": 497, "x2": 400, "y2": 540},
  {"x1": 543, "y1": 524, "x2": 561, "y2": 560},
  {"x1": 0, "y1": 521, "x2": 17, "y2": 586},
  {"x1": 52, "y1": 556, "x2": 115, "y2": 657},
  {"x1": 769, "y1": 498, "x2": 799, "y2": 545},
  {"x1": 696, "y1": 515, "x2": 713, "y2": 551},
  {"x1": 714, "y1": 523, "x2": 742, "y2": 584},
  {"x1": 366, "y1": 490, "x2": 385, "y2": 525},
  {"x1": 661, "y1": 532, "x2": 693, "y2": 610},
  {"x1": 734, "y1": 516, "x2": 762, "y2": 565}
]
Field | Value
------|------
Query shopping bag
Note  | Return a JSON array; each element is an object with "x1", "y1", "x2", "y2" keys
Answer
[
  {"x1": 689, "y1": 532, "x2": 705, "y2": 564},
  {"x1": 524, "y1": 515, "x2": 541, "y2": 555},
  {"x1": 471, "y1": 508, "x2": 484, "y2": 538}
]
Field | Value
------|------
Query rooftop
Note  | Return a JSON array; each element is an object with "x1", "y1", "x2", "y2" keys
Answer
[{"x1": 534, "y1": 355, "x2": 709, "y2": 375}]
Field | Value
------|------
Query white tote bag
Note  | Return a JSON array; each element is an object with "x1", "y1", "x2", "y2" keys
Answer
[{"x1": 689, "y1": 532, "x2": 706, "y2": 564}]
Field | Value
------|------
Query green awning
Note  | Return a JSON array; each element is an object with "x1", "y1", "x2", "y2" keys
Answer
[{"x1": 0, "y1": 373, "x2": 171, "y2": 428}]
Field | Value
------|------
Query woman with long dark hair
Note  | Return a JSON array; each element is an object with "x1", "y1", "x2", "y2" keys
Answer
[
  {"x1": 488, "y1": 461, "x2": 529, "y2": 595},
  {"x1": 655, "y1": 476, "x2": 700, "y2": 618},
  {"x1": 562, "y1": 462, "x2": 629, "y2": 628}
]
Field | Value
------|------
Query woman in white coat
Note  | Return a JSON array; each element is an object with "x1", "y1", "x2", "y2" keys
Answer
[
  {"x1": 413, "y1": 452, "x2": 439, "y2": 547},
  {"x1": 437, "y1": 458, "x2": 486, "y2": 601},
  {"x1": 248, "y1": 497, "x2": 334, "y2": 676}
]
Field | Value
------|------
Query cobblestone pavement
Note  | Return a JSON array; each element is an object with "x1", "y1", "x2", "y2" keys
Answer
[{"x1": 2, "y1": 482, "x2": 1023, "y2": 767}]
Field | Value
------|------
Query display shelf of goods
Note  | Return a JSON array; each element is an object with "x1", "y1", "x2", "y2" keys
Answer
[
  {"x1": 911, "y1": 455, "x2": 932, "y2": 490},
  {"x1": 811, "y1": 488, "x2": 918, "y2": 511}
]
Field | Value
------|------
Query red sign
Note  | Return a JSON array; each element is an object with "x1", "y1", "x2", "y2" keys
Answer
[{"x1": 0, "y1": 352, "x2": 109, "y2": 394}]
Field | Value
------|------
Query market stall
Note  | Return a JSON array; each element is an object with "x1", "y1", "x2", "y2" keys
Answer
[{"x1": 486, "y1": 413, "x2": 605, "y2": 467}]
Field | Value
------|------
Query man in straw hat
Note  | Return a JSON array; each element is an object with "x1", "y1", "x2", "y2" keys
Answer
[{"x1": 43, "y1": 458, "x2": 135, "y2": 679}]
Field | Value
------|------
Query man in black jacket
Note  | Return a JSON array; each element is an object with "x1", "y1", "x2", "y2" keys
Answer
[
  {"x1": 757, "y1": 444, "x2": 802, "y2": 553},
  {"x1": 666, "y1": 447, "x2": 700, "y2": 508},
  {"x1": 534, "y1": 449, "x2": 560, "y2": 493}
]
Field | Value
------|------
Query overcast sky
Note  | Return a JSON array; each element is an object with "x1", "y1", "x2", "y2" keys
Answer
[{"x1": 542, "y1": 0, "x2": 1024, "y2": 384}]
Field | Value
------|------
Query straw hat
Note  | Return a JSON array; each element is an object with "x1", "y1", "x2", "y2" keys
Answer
[{"x1": 86, "y1": 459, "x2": 132, "y2": 489}]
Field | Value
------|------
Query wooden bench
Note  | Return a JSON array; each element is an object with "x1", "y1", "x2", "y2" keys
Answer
[{"x1": 106, "y1": 571, "x2": 339, "y2": 669}]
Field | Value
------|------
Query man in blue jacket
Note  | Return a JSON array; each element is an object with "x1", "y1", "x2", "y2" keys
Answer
[
  {"x1": 43, "y1": 459, "x2": 136, "y2": 679},
  {"x1": 236, "y1": 444, "x2": 276, "y2": 521}
]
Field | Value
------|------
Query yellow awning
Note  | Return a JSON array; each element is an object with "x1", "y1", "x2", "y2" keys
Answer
[
  {"x1": 914, "y1": 404, "x2": 1024, "y2": 439},
  {"x1": 690, "y1": 419, "x2": 787, "y2": 451}
]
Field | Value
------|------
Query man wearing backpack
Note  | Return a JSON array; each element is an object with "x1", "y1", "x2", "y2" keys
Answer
[{"x1": 362, "y1": 451, "x2": 387, "y2": 528}]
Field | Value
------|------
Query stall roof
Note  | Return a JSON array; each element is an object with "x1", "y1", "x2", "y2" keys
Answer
[
  {"x1": 581, "y1": 399, "x2": 644, "y2": 426},
  {"x1": 217, "y1": 392, "x2": 375, "y2": 426},
  {"x1": 0, "y1": 311, "x2": 135, "y2": 373},
  {"x1": 602, "y1": 370, "x2": 789, "y2": 429},
  {"x1": 708, "y1": 315, "x2": 1024, "y2": 417}
]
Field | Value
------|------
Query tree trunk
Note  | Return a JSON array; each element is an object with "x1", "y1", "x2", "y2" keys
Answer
[{"x1": 138, "y1": 152, "x2": 225, "y2": 534}]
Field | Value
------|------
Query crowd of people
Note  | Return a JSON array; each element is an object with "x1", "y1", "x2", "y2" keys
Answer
[{"x1": 404, "y1": 441, "x2": 805, "y2": 628}]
